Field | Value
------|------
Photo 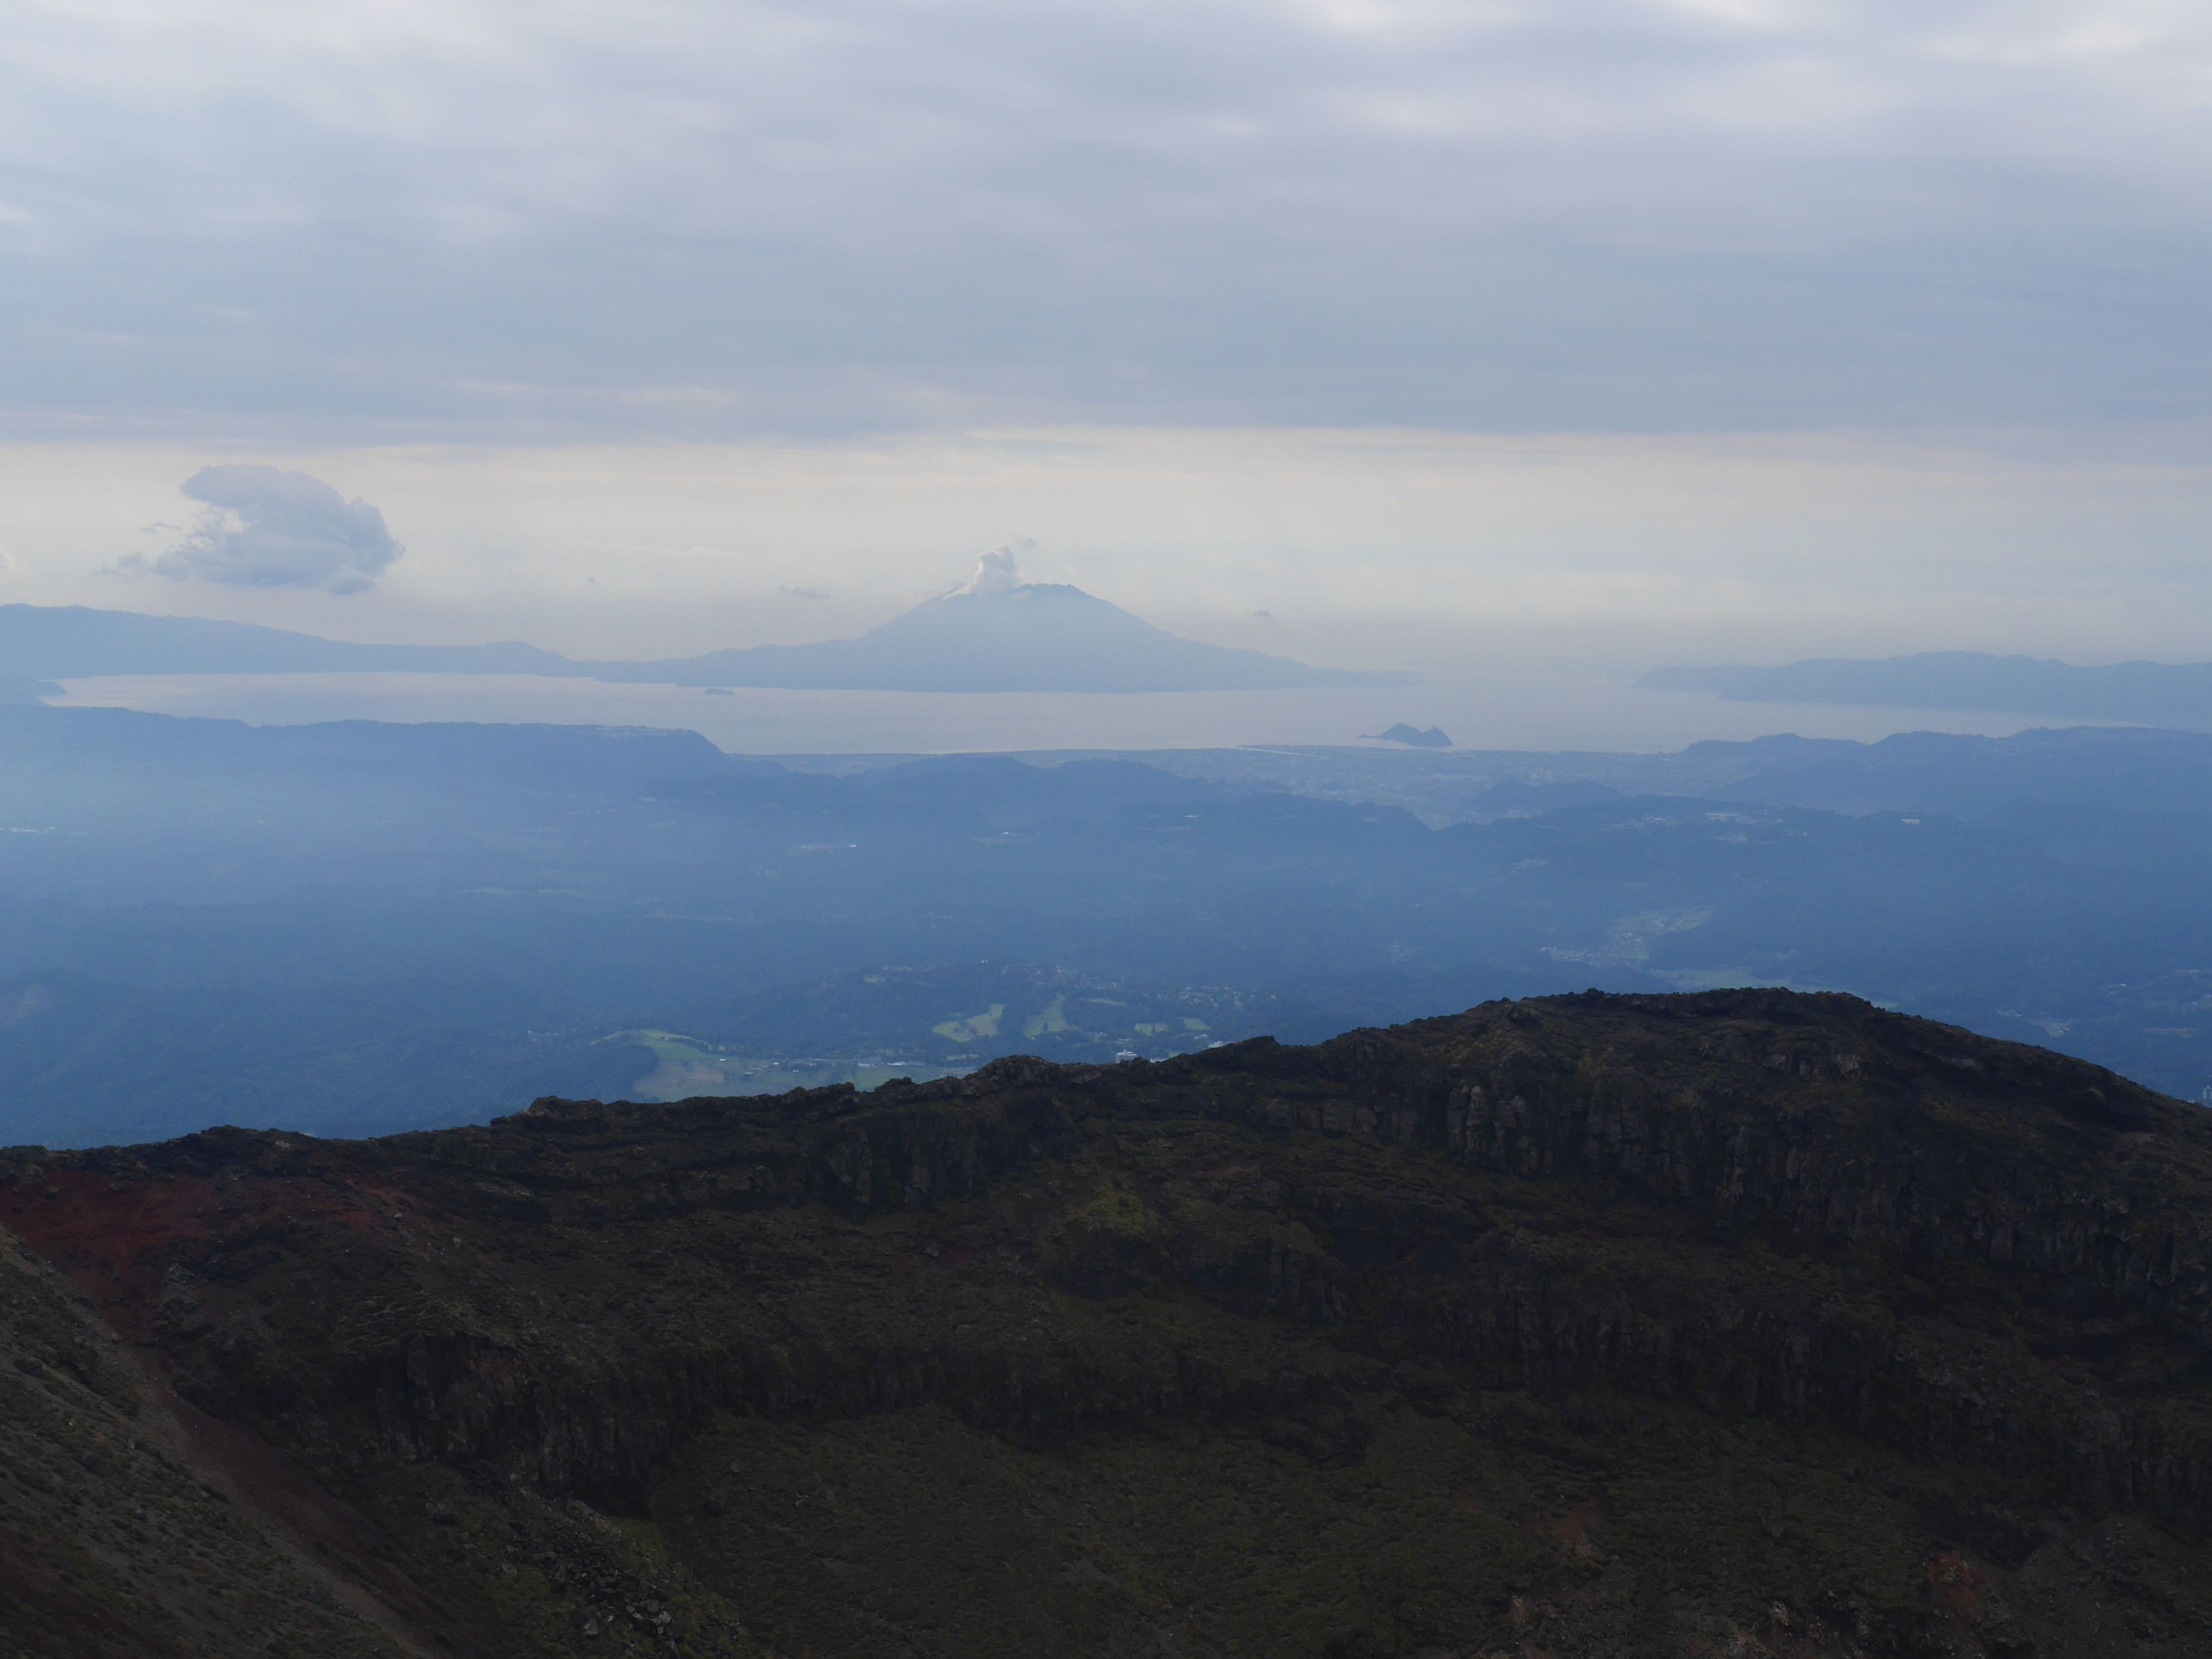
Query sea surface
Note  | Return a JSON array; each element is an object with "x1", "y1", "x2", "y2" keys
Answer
[{"x1": 45, "y1": 670, "x2": 2111, "y2": 755}]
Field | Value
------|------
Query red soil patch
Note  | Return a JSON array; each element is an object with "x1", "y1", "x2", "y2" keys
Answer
[
  {"x1": 0, "y1": 1169, "x2": 224, "y2": 1310},
  {"x1": 1926, "y1": 1548, "x2": 1986, "y2": 1624},
  {"x1": 1541, "y1": 1499, "x2": 1602, "y2": 1561},
  {"x1": 0, "y1": 1165, "x2": 394, "y2": 1329}
]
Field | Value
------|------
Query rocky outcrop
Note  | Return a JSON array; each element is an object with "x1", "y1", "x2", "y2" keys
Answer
[{"x1": 7, "y1": 988, "x2": 2212, "y2": 1656}]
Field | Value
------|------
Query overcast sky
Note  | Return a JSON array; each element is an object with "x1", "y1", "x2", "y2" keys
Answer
[{"x1": 3, "y1": 0, "x2": 2208, "y2": 666}]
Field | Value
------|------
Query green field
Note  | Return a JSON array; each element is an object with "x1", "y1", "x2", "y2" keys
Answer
[{"x1": 612, "y1": 1031, "x2": 967, "y2": 1103}]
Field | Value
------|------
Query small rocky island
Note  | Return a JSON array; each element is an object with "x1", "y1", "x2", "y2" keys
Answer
[{"x1": 1366, "y1": 721, "x2": 1453, "y2": 748}]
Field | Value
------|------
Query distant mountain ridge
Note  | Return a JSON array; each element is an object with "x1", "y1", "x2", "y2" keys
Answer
[
  {"x1": 17, "y1": 703, "x2": 2212, "y2": 1140},
  {"x1": 1, "y1": 549, "x2": 1407, "y2": 694},
  {"x1": 0, "y1": 603, "x2": 576, "y2": 679},
  {"x1": 1641, "y1": 650, "x2": 2212, "y2": 727}
]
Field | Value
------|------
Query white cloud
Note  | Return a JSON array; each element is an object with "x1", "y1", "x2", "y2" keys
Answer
[{"x1": 119, "y1": 465, "x2": 402, "y2": 593}]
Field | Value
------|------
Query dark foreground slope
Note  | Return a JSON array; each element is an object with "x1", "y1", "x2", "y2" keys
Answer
[{"x1": 7, "y1": 990, "x2": 2212, "y2": 1657}]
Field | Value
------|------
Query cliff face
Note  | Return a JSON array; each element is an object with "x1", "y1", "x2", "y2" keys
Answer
[{"x1": 6, "y1": 989, "x2": 2212, "y2": 1658}]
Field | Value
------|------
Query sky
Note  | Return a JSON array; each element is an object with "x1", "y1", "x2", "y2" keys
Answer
[{"x1": 2, "y1": 0, "x2": 2209, "y2": 672}]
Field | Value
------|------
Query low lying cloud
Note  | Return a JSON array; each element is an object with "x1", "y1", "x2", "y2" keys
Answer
[{"x1": 126, "y1": 465, "x2": 402, "y2": 593}]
